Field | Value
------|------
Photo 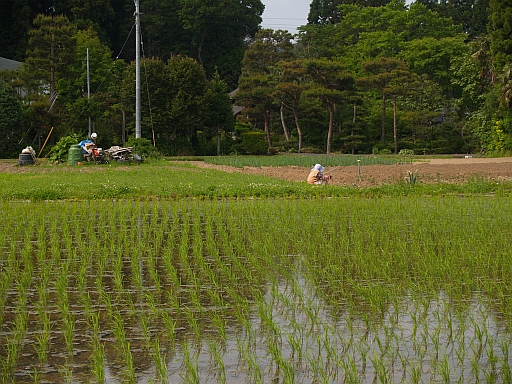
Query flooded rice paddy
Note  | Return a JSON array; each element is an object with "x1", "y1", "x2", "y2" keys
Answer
[{"x1": 1, "y1": 197, "x2": 512, "y2": 383}]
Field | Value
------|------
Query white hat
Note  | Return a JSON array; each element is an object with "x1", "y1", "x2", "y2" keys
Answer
[
  {"x1": 313, "y1": 164, "x2": 324, "y2": 172},
  {"x1": 91, "y1": 132, "x2": 97, "y2": 139}
]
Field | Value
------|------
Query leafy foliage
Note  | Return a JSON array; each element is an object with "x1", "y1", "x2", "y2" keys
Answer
[
  {"x1": 48, "y1": 133, "x2": 82, "y2": 163},
  {"x1": 240, "y1": 131, "x2": 268, "y2": 154},
  {"x1": 0, "y1": 81, "x2": 24, "y2": 158},
  {"x1": 125, "y1": 137, "x2": 161, "y2": 159}
]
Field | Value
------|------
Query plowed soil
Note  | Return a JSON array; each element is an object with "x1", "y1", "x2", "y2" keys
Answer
[
  {"x1": 3, "y1": 157, "x2": 512, "y2": 187},
  {"x1": 192, "y1": 157, "x2": 512, "y2": 187}
]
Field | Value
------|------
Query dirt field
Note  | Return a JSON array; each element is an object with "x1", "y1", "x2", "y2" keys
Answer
[
  {"x1": 3, "y1": 157, "x2": 512, "y2": 187},
  {"x1": 192, "y1": 157, "x2": 512, "y2": 187}
]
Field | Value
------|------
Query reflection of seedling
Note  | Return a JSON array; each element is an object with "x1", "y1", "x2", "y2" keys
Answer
[{"x1": 406, "y1": 170, "x2": 419, "y2": 184}]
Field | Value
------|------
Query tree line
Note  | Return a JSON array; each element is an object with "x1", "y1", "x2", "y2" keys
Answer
[
  {"x1": 237, "y1": 0, "x2": 512, "y2": 155},
  {"x1": 0, "y1": 0, "x2": 511, "y2": 158}
]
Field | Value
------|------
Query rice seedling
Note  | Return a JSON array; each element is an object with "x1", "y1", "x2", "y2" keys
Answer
[
  {"x1": 2, "y1": 195, "x2": 512, "y2": 382},
  {"x1": 90, "y1": 332, "x2": 106, "y2": 383},
  {"x1": 34, "y1": 311, "x2": 51, "y2": 364},
  {"x1": 151, "y1": 338, "x2": 168, "y2": 383},
  {"x1": 181, "y1": 340, "x2": 200, "y2": 384},
  {"x1": 207, "y1": 339, "x2": 226, "y2": 384}
]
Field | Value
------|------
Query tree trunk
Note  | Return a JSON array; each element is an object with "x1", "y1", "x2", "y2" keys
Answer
[
  {"x1": 393, "y1": 95, "x2": 397, "y2": 154},
  {"x1": 280, "y1": 103, "x2": 290, "y2": 141},
  {"x1": 50, "y1": 39, "x2": 55, "y2": 100},
  {"x1": 217, "y1": 125, "x2": 221, "y2": 156},
  {"x1": 197, "y1": 29, "x2": 205, "y2": 68},
  {"x1": 292, "y1": 108, "x2": 303, "y2": 153},
  {"x1": 264, "y1": 109, "x2": 272, "y2": 148},
  {"x1": 352, "y1": 103, "x2": 356, "y2": 155},
  {"x1": 381, "y1": 93, "x2": 386, "y2": 144},
  {"x1": 122, "y1": 109, "x2": 126, "y2": 146},
  {"x1": 327, "y1": 103, "x2": 334, "y2": 154}
]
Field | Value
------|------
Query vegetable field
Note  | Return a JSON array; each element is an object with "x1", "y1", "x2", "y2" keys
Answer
[{"x1": 1, "y1": 196, "x2": 512, "y2": 383}]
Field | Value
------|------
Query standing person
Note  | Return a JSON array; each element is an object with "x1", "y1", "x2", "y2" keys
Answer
[{"x1": 307, "y1": 164, "x2": 331, "y2": 184}]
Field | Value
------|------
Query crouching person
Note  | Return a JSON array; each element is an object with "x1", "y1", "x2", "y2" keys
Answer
[{"x1": 307, "y1": 164, "x2": 332, "y2": 185}]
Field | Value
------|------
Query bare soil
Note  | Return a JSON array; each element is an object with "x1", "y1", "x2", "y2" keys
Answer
[
  {"x1": 191, "y1": 157, "x2": 512, "y2": 187},
  {"x1": 3, "y1": 157, "x2": 512, "y2": 187}
]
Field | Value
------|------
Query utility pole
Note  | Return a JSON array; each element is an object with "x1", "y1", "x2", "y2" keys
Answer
[
  {"x1": 135, "y1": 0, "x2": 141, "y2": 138},
  {"x1": 87, "y1": 48, "x2": 91, "y2": 138}
]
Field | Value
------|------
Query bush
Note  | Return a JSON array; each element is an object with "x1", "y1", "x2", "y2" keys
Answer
[
  {"x1": 48, "y1": 134, "x2": 82, "y2": 163},
  {"x1": 125, "y1": 137, "x2": 162, "y2": 159},
  {"x1": 240, "y1": 131, "x2": 268, "y2": 154},
  {"x1": 398, "y1": 149, "x2": 415, "y2": 156}
]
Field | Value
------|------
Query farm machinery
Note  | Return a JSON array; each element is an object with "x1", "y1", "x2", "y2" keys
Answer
[{"x1": 79, "y1": 140, "x2": 143, "y2": 164}]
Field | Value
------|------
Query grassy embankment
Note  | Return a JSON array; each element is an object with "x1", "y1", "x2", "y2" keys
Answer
[{"x1": 0, "y1": 155, "x2": 510, "y2": 201}]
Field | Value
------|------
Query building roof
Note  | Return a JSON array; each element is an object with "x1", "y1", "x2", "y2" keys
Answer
[
  {"x1": 0, "y1": 57, "x2": 22, "y2": 71},
  {"x1": 229, "y1": 88, "x2": 238, "y2": 99},
  {"x1": 232, "y1": 105, "x2": 244, "y2": 115}
]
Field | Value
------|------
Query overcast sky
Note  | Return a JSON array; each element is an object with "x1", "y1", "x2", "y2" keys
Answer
[{"x1": 260, "y1": 0, "x2": 310, "y2": 35}]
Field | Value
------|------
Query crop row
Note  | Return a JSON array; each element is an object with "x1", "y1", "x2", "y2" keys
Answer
[{"x1": 202, "y1": 154, "x2": 409, "y2": 168}]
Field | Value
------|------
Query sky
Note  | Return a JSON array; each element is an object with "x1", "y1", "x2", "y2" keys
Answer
[{"x1": 260, "y1": 0, "x2": 311, "y2": 35}]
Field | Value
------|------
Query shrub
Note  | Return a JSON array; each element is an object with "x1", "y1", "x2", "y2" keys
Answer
[
  {"x1": 48, "y1": 134, "x2": 82, "y2": 163},
  {"x1": 240, "y1": 131, "x2": 268, "y2": 154},
  {"x1": 125, "y1": 137, "x2": 162, "y2": 159},
  {"x1": 399, "y1": 149, "x2": 415, "y2": 156}
]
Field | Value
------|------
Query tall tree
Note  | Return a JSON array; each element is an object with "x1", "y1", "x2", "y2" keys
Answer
[
  {"x1": 178, "y1": 0, "x2": 264, "y2": 88},
  {"x1": 20, "y1": 14, "x2": 76, "y2": 102},
  {"x1": 384, "y1": 66, "x2": 420, "y2": 153},
  {"x1": 121, "y1": 55, "x2": 208, "y2": 154},
  {"x1": 358, "y1": 57, "x2": 406, "y2": 144},
  {"x1": 488, "y1": 0, "x2": 512, "y2": 71},
  {"x1": 236, "y1": 29, "x2": 295, "y2": 148},
  {"x1": 121, "y1": 57, "x2": 171, "y2": 142},
  {"x1": 0, "y1": 80, "x2": 24, "y2": 158},
  {"x1": 416, "y1": 0, "x2": 489, "y2": 39},
  {"x1": 58, "y1": 27, "x2": 120, "y2": 135},
  {"x1": 273, "y1": 60, "x2": 308, "y2": 152},
  {"x1": 304, "y1": 59, "x2": 355, "y2": 154},
  {"x1": 308, "y1": 0, "x2": 344, "y2": 25},
  {"x1": 403, "y1": 35, "x2": 467, "y2": 98},
  {"x1": 203, "y1": 71, "x2": 235, "y2": 155}
]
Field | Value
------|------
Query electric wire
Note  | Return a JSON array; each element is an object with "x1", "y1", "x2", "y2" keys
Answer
[
  {"x1": 65, "y1": 22, "x2": 136, "y2": 133},
  {"x1": 140, "y1": 31, "x2": 155, "y2": 136}
]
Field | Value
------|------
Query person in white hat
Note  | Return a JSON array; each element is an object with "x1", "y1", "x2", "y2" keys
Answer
[{"x1": 307, "y1": 164, "x2": 331, "y2": 185}]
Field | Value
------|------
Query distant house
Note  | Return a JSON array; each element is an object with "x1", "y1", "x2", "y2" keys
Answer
[
  {"x1": 0, "y1": 57, "x2": 25, "y2": 97},
  {"x1": 229, "y1": 88, "x2": 244, "y2": 117},
  {"x1": 0, "y1": 56, "x2": 22, "y2": 71}
]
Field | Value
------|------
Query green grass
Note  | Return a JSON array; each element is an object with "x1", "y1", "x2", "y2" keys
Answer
[
  {"x1": 1, "y1": 159, "x2": 511, "y2": 201},
  {"x1": 201, "y1": 153, "x2": 412, "y2": 167}
]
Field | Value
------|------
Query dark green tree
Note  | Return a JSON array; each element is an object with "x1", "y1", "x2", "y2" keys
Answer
[
  {"x1": 57, "y1": 27, "x2": 120, "y2": 135},
  {"x1": 417, "y1": 0, "x2": 489, "y2": 40},
  {"x1": 308, "y1": 0, "x2": 344, "y2": 25},
  {"x1": 236, "y1": 29, "x2": 295, "y2": 149},
  {"x1": 273, "y1": 60, "x2": 309, "y2": 152},
  {"x1": 0, "y1": 80, "x2": 24, "y2": 158},
  {"x1": 121, "y1": 57, "x2": 170, "y2": 142},
  {"x1": 488, "y1": 0, "x2": 512, "y2": 71},
  {"x1": 304, "y1": 59, "x2": 355, "y2": 154},
  {"x1": 20, "y1": 14, "x2": 76, "y2": 102},
  {"x1": 203, "y1": 71, "x2": 235, "y2": 155},
  {"x1": 358, "y1": 58, "x2": 406, "y2": 144},
  {"x1": 121, "y1": 55, "x2": 208, "y2": 155}
]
